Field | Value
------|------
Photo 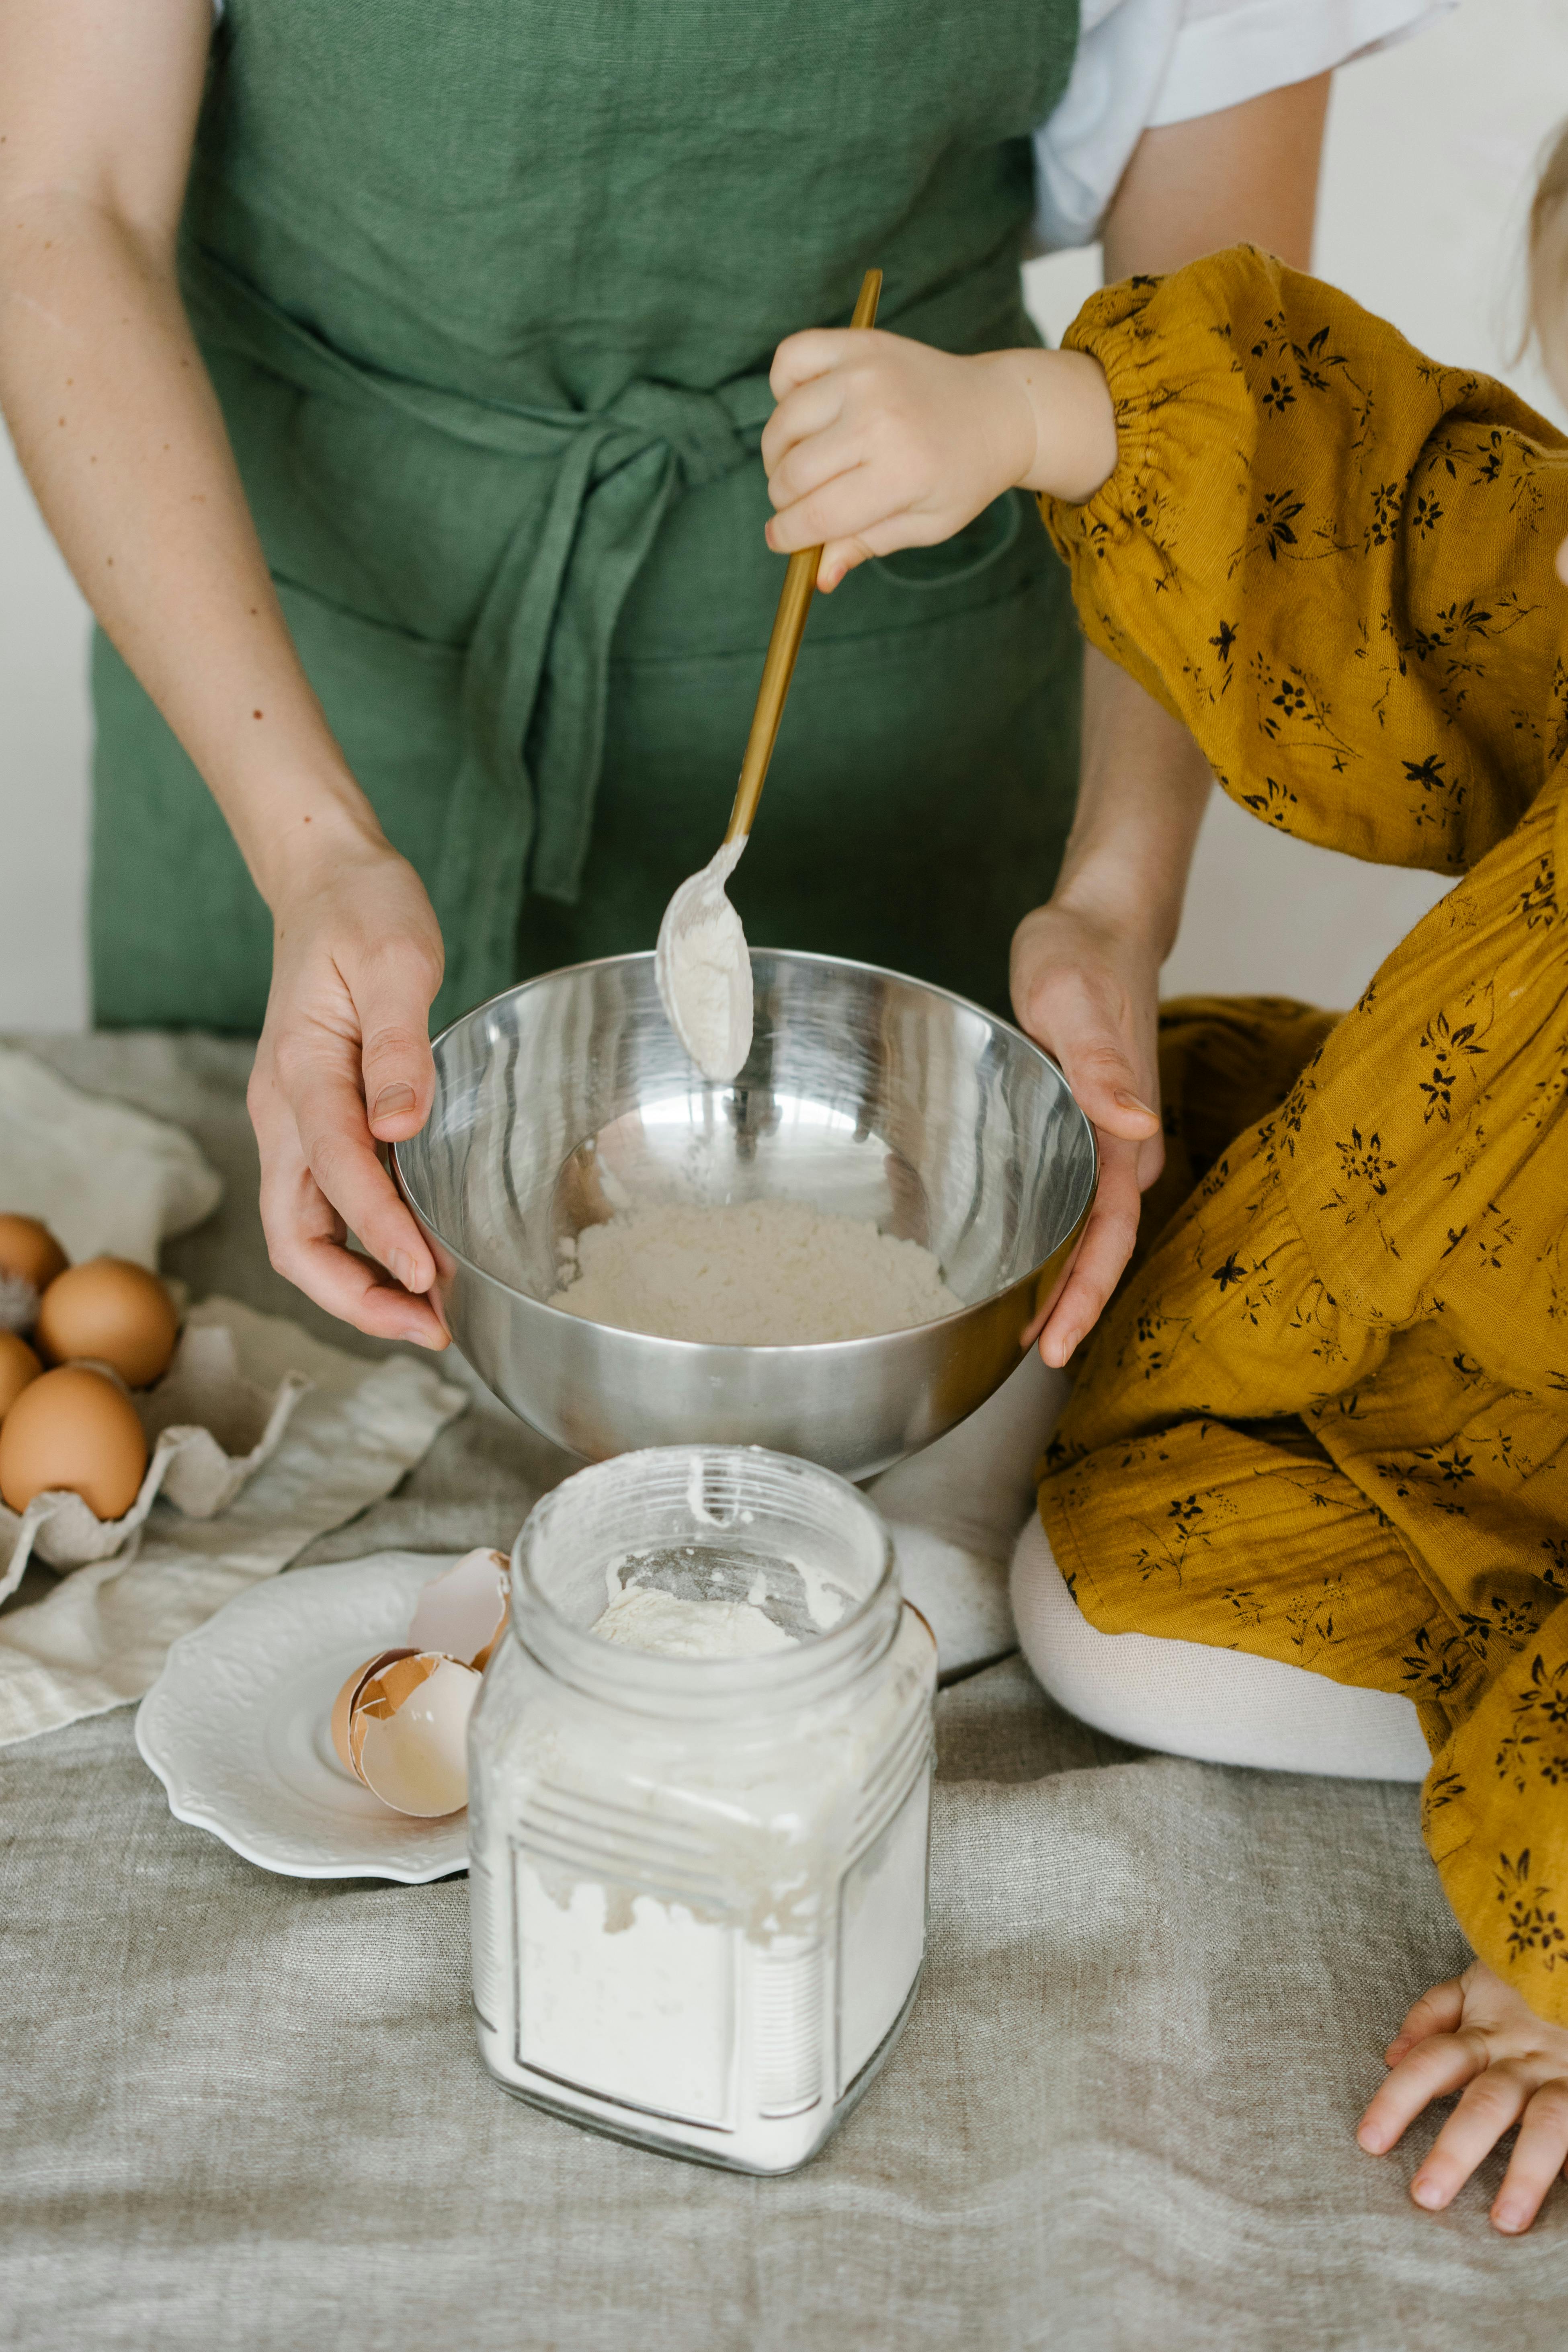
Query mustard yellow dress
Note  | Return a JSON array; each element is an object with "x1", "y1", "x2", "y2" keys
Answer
[{"x1": 1035, "y1": 248, "x2": 1568, "y2": 2020}]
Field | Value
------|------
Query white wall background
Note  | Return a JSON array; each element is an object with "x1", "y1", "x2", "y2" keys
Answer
[{"x1": 0, "y1": 0, "x2": 1564, "y2": 1032}]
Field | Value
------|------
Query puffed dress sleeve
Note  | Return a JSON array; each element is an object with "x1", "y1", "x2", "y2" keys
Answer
[{"x1": 1038, "y1": 246, "x2": 1568, "y2": 874}]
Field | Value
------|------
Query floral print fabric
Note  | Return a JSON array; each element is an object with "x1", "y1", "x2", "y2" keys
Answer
[{"x1": 1036, "y1": 249, "x2": 1568, "y2": 2017}]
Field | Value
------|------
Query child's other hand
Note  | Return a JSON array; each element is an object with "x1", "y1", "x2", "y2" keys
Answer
[
  {"x1": 1357, "y1": 1960, "x2": 1568, "y2": 2233},
  {"x1": 761, "y1": 333, "x2": 1113, "y2": 592}
]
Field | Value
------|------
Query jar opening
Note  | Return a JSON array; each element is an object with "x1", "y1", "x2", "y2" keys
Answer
[{"x1": 510, "y1": 1446, "x2": 898, "y2": 1711}]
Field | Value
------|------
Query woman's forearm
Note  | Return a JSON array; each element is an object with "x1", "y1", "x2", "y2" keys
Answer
[
  {"x1": 0, "y1": 191, "x2": 377, "y2": 906},
  {"x1": 1034, "y1": 72, "x2": 1331, "y2": 957},
  {"x1": 973, "y1": 356, "x2": 1206, "y2": 953},
  {"x1": 1054, "y1": 648, "x2": 1211, "y2": 957}
]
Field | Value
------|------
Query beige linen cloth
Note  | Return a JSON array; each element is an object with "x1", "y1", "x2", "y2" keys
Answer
[
  {"x1": 5, "y1": 1037, "x2": 1565, "y2": 2351},
  {"x1": 0, "y1": 1048, "x2": 465, "y2": 1745},
  {"x1": 0, "y1": 1041, "x2": 222, "y2": 1268}
]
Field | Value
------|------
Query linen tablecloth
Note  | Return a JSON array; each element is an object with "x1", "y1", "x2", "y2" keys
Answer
[{"x1": 3, "y1": 1034, "x2": 1562, "y2": 2351}]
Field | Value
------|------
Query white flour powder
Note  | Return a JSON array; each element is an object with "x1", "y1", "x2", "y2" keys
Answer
[
  {"x1": 549, "y1": 1197, "x2": 962, "y2": 1345},
  {"x1": 590, "y1": 1582, "x2": 796, "y2": 1657}
]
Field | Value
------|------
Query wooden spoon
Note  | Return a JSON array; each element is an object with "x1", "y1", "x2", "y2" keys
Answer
[{"x1": 656, "y1": 268, "x2": 884, "y2": 1080}]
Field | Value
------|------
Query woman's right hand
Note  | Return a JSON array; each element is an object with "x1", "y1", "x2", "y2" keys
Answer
[
  {"x1": 246, "y1": 828, "x2": 451, "y2": 1349},
  {"x1": 1011, "y1": 653, "x2": 1215, "y2": 1370},
  {"x1": 1010, "y1": 899, "x2": 1164, "y2": 1369}
]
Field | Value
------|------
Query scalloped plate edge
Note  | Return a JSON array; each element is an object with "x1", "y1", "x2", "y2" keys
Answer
[{"x1": 133, "y1": 1552, "x2": 472, "y2": 1884}]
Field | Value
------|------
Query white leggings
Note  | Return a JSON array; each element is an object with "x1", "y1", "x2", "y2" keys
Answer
[{"x1": 1009, "y1": 1513, "x2": 1431, "y2": 1783}]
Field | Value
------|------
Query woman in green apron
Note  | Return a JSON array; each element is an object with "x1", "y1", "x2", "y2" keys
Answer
[{"x1": 0, "y1": 0, "x2": 1333, "y2": 1350}]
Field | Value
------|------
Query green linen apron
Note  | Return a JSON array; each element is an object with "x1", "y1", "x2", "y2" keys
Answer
[{"x1": 91, "y1": 0, "x2": 1083, "y2": 1034}]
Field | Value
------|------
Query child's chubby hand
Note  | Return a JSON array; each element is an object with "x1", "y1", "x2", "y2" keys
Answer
[
  {"x1": 1359, "y1": 1960, "x2": 1568, "y2": 2233},
  {"x1": 761, "y1": 331, "x2": 1115, "y2": 592}
]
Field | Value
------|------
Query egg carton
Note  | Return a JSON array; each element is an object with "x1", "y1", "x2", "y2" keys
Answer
[{"x1": 0, "y1": 1321, "x2": 311, "y2": 1604}]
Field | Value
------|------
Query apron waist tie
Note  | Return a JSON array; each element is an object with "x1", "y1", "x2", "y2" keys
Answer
[{"x1": 182, "y1": 246, "x2": 776, "y2": 1010}]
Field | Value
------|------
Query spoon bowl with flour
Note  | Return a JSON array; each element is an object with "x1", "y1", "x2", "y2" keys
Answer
[
  {"x1": 654, "y1": 835, "x2": 754, "y2": 1083},
  {"x1": 654, "y1": 269, "x2": 882, "y2": 1083}
]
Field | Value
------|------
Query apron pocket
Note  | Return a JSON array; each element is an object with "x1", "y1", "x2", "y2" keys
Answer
[{"x1": 870, "y1": 488, "x2": 1024, "y2": 593}]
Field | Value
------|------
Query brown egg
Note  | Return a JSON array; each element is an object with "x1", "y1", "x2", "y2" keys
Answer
[
  {"x1": 0, "y1": 1214, "x2": 68, "y2": 1294},
  {"x1": 0, "y1": 1365, "x2": 148, "y2": 1520},
  {"x1": 0, "y1": 1333, "x2": 43, "y2": 1422},
  {"x1": 36, "y1": 1259, "x2": 179, "y2": 1388}
]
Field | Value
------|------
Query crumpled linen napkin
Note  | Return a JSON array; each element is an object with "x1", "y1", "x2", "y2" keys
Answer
[
  {"x1": 0, "y1": 1296, "x2": 467, "y2": 1749},
  {"x1": 0, "y1": 1043, "x2": 222, "y2": 1269}
]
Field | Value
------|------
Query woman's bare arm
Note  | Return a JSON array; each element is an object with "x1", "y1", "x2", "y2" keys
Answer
[
  {"x1": 1015, "y1": 74, "x2": 1330, "y2": 1363},
  {"x1": 0, "y1": 0, "x2": 447, "y2": 1346}
]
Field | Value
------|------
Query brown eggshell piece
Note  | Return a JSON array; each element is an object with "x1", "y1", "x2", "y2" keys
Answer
[
  {"x1": 406, "y1": 1547, "x2": 510, "y2": 1670},
  {"x1": 0, "y1": 1365, "x2": 149, "y2": 1520},
  {"x1": 0, "y1": 1214, "x2": 68, "y2": 1294},
  {"x1": 346, "y1": 1652, "x2": 480, "y2": 1817},
  {"x1": 330, "y1": 1647, "x2": 417, "y2": 1774},
  {"x1": 469, "y1": 1618, "x2": 509, "y2": 1676},
  {"x1": 36, "y1": 1259, "x2": 179, "y2": 1388},
  {"x1": 0, "y1": 1332, "x2": 43, "y2": 1422}
]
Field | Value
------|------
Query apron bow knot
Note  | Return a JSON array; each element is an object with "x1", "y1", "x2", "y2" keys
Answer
[{"x1": 607, "y1": 377, "x2": 756, "y2": 492}]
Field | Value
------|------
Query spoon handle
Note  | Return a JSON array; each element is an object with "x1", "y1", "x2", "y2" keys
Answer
[{"x1": 723, "y1": 267, "x2": 883, "y2": 845}]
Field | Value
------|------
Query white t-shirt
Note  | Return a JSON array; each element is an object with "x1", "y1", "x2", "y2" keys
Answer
[
  {"x1": 207, "y1": 0, "x2": 1454, "y2": 256},
  {"x1": 1035, "y1": 0, "x2": 1455, "y2": 247}
]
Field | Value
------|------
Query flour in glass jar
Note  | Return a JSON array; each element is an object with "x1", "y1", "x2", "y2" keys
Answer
[{"x1": 472, "y1": 1522, "x2": 935, "y2": 2167}]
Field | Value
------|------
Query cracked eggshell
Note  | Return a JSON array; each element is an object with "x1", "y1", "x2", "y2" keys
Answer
[
  {"x1": 346, "y1": 1651, "x2": 480, "y2": 1818},
  {"x1": 330, "y1": 1647, "x2": 417, "y2": 1774},
  {"x1": 406, "y1": 1547, "x2": 510, "y2": 1671}
]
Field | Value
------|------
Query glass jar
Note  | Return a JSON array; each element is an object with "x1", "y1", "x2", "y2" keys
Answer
[{"x1": 468, "y1": 1444, "x2": 937, "y2": 2174}]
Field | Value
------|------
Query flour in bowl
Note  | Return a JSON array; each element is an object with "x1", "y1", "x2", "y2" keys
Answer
[{"x1": 548, "y1": 1198, "x2": 962, "y2": 1345}]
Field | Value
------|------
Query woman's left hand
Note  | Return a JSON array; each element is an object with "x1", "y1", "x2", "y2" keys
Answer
[
  {"x1": 1358, "y1": 1960, "x2": 1568, "y2": 2232},
  {"x1": 247, "y1": 826, "x2": 451, "y2": 1351}
]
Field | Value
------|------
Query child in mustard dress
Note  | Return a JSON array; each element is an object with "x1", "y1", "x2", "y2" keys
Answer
[{"x1": 761, "y1": 150, "x2": 1568, "y2": 2233}]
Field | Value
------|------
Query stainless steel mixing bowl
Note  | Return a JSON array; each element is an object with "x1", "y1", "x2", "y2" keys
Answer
[{"x1": 395, "y1": 950, "x2": 1096, "y2": 1480}]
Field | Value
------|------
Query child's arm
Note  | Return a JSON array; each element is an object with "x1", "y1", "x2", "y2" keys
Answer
[{"x1": 765, "y1": 249, "x2": 1568, "y2": 883}]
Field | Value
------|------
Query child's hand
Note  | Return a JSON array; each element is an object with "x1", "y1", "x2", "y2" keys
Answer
[
  {"x1": 761, "y1": 332, "x2": 1115, "y2": 592},
  {"x1": 1358, "y1": 1960, "x2": 1568, "y2": 2233}
]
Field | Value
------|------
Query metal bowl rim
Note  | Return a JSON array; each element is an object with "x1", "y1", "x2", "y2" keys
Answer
[{"x1": 394, "y1": 947, "x2": 1098, "y2": 1358}]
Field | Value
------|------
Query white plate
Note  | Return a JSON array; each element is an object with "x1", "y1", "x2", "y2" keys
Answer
[{"x1": 135, "y1": 1551, "x2": 472, "y2": 1882}]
